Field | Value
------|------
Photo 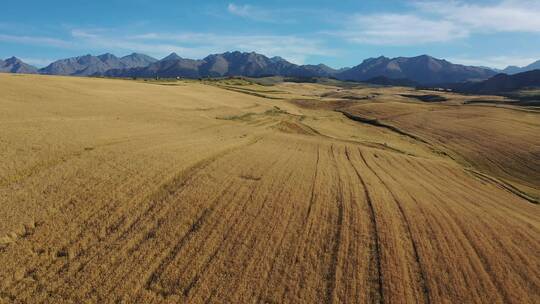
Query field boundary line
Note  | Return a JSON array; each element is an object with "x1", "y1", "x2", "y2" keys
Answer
[{"x1": 466, "y1": 169, "x2": 539, "y2": 204}]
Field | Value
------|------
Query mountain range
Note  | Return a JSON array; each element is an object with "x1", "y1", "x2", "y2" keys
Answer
[
  {"x1": 104, "y1": 51, "x2": 344, "y2": 79},
  {"x1": 1, "y1": 52, "x2": 538, "y2": 86},
  {"x1": 103, "y1": 52, "x2": 496, "y2": 84},
  {"x1": 338, "y1": 55, "x2": 496, "y2": 84},
  {"x1": 502, "y1": 60, "x2": 540, "y2": 75},
  {"x1": 40, "y1": 53, "x2": 158, "y2": 76}
]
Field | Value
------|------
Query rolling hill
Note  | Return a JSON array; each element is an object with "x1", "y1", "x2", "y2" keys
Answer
[
  {"x1": 363, "y1": 76, "x2": 419, "y2": 87},
  {"x1": 453, "y1": 69, "x2": 540, "y2": 94}
]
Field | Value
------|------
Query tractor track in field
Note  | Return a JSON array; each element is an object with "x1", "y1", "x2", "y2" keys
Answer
[
  {"x1": 138, "y1": 138, "x2": 263, "y2": 297},
  {"x1": 344, "y1": 147, "x2": 384, "y2": 304},
  {"x1": 176, "y1": 149, "x2": 288, "y2": 300},
  {"x1": 358, "y1": 148, "x2": 431, "y2": 304},
  {"x1": 466, "y1": 169, "x2": 539, "y2": 204},
  {"x1": 337, "y1": 110, "x2": 430, "y2": 145},
  {"x1": 304, "y1": 145, "x2": 320, "y2": 225},
  {"x1": 4, "y1": 137, "x2": 262, "y2": 300},
  {"x1": 324, "y1": 145, "x2": 345, "y2": 304}
]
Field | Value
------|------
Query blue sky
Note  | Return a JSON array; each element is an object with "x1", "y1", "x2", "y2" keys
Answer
[{"x1": 1, "y1": 0, "x2": 540, "y2": 69}]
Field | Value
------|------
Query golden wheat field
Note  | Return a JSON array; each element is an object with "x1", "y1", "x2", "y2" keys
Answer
[{"x1": 0, "y1": 74, "x2": 539, "y2": 304}]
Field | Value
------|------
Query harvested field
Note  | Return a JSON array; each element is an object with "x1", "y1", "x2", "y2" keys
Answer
[
  {"x1": 339, "y1": 101, "x2": 540, "y2": 200},
  {"x1": 0, "y1": 74, "x2": 539, "y2": 303}
]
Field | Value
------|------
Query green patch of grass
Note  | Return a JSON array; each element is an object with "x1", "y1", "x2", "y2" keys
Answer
[{"x1": 263, "y1": 106, "x2": 288, "y2": 116}]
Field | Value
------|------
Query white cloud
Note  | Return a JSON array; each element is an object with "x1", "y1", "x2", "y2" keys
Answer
[
  {"x1": 4, "y1": 1, "x2": 538, "y2": 66},
  {"x1": 70, "y1": 29, "x2": 100, "y2": 39},
  {"x1": 227, "y1": 4, "x2": 251, "y2": 18},
  {"x1": 71, "y1": 29, "x2": 333, "y2": 64},
  {"x1": 0, "y1": 23, "x2": 334, "y2": 64},
  {"x1": 415, "y1": 0, "x2": 540, "y2": 33},
  {"x1": 70, "y1": 29, "x2": 196, "y2": 57},
  {"x1": 338, "y1": 14, "x2": 468, "y2": 45},
  {"x1": 19, "y1": 57, "x2": 54, "y2": 68},
  {"x1": 226, "y1": 3, "x2": 299, "y2": 23},
  {"x1": 227, "y1": 3, "x2": 276, "y2": 22},
  {"x1": 333, "y1": 0, "x2": 540, "y2": 46},
  {"x1": 449, "y1": 55, "x2": 540, "y2": 69},
  {"x1": 0, "y1": 33, "x2": 73, "y2": 48}
]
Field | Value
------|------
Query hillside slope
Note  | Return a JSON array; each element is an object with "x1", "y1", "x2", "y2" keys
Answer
[
  {"x1": 0, "y1": 74, "x2": 538, "y2": 303},
  {"x1": 455, "y1": 69, "x2": 540, "y2": 94}
]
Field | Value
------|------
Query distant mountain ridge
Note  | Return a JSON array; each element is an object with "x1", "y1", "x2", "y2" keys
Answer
[
  {"x1": 452, "y1": 69, "x2": 540, "y2": 94},
  {"x1": 104, "y1": 52, "x2": 495, "y2": 85},
  {"x1": 0, "y1": 57, "x2": 38, "y2": 74},
  {"x1": 105, "y1": 51, "x2": 341, "y2": 79},
  {"x1": 502, "y1": 60, "x2": 540, "y2": 75},
  {"x1": 40, "y1": 53, "x2": 157, "y2": 76},
  {"x1": 1, "y1": 51, "x2": 504, "y2": 85},
  {"x1": 338, "y1": 55, "x2": 496, "y2": 84}
]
